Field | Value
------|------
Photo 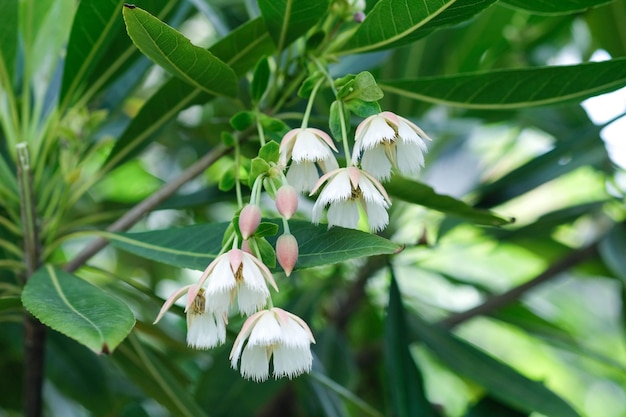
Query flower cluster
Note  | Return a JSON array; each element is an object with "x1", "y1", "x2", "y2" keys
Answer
[
  {"x1": 155, "y1": 186, "x2": 314, "y2": 381},
  {"x1": 280, "y1": 111, "x2": 430, "y2": 232}
]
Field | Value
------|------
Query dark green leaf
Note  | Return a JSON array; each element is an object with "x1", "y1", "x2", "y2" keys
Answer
[
  {"x1": 255, "y1": 236, "x2": 277, "y2": 268},
  {"x1": 258, "y1": 0, "x2": 330, "y2": 51},
  {"x1": 251, "y1": 56, "x2": 270, "y2": 102},
  {"x1": 0, "y1": 296, "x2": 20, "y2": 312},
  {"x1": 0, "y1": 0, "x2": 18, "y2": 89},
  {"x1": 599, "y1": 222, "x2": 626, "y2": 283},
  {"x1": 21, "y1": 265, "x2": 135, "y2": 353},
  {"x1": 386, "y1": 177, "x2": 513, "y2": 226},
  {"x1": 502, "y1": 0, "x2": 613, "y2": 15},
  {"x1": 338, "y1": 0, "x2": 497, "y2": 54},
  {"x1": 104, "y1": 18, "x2": 273, "y2": 168},
  {"x1": 386, "y1": 274, "x2": 438, "y2": 417},
  {"x1": 329, "y1": 100, "x2": 348, "y2": 140},
  {"x1": 380, "y1": 58, "x2": 626, "y2": 109},
  {"x1": 345, "y1": 99, "x2": 381, "y2": 117},
  {"x1": 218, "y1": 166, "x2": 237, "y2": 191},
  {"x1": 60, "y1": 0, "x2": 124, "y2": 108},
  {"x1": 230, "y1": 111, "x2": 256, "y2": 131},
  {"x1": 122, "y1": 5, "x2": 237, "y2": 97},
  {"x1": 465, "y1": 396, "x2": 529, "y2": 417},
  {"x1": 408, "y1": 312, "x2": 582, "y2": 417},
  {"x1": 108, "y1": 219, "x2": 401, "y2": 271},
  {"x1": 248, "y1": 157, "x2": 271, "y2": 187},
  {"x1": 47, "y1": 332, "x2": 115, "y2": 416},
  {"x1": 114, "y1": 336, "x2": 209, "y2": 417},
  {"x1": 194, "y1": 346, "x2": 285, "y2": 417}
]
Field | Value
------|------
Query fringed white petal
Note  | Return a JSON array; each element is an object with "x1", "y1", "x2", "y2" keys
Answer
[
  {"x1": 361, "y1": 146, "x2": 393, "y2": 181},
  {"x1": 248, "y1": 311, "x2": 282, "y2": 346},
  {"x1": 186, "y1": 312, "x2": 225, "y2": 349},
  {"x1": 315, "y1": 169, "x2": 351, "y2": 205},
  {"x1": 205, "y1": 254, "x2": 236, "y2": 294},
  {"x1": 272, "y1": 345, "x2": 313, "y2": 379},
  {"x1": 291, "y1": 130, "x2": 335, "y2": 162},
  {"x1": 240, "y1": 345, "x2": 270, "y2": 382},
  {"x1": 396, "y1": 140, "x2": 425, "y2": 175},
  {"x1": 365, "y1": 201, "x2": 389, "y2": 232},
  {"x1": 287, "y1": 161, "x2": 320, "y2": 193},
  {"x1": 327, "y1": 200, "x2": 359, "y2": 229}
]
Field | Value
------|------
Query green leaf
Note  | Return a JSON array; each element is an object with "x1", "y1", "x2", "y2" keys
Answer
[
  {"x1": 339, "y1": 0, "x2": 497, "y2": 55},
  {"x1": 386, "y1": 176, "x2": 513, "y2": 226},
  {"x1": 345, "y1": 99, "x2": 381, "y2": 117},
  {"x1": 114, "y1": 335, "x2": 209, "y2": 417},
  {"x1": 0, "y1": 295, "x2": 21, "y2": 312},
  {"x1": 47, "y1": 332, "x2": 115, "y2": 416},
  {"x1": 251, "y1": 56, "x2": 270, "y2": 102},
  {"x1": 122, "y1": 5, "x2": 237, "y2": 97},
  {"x1": 59, "y1": 0, "x2": 124, "y2": 108},
  {"x1": 380, "y1": 57, "x2": 626, "y2": 109},
  {"x1": 21, "y1": 265, "x2": 135, "y2": 354},
  {"x1": 408, "y1": 312, "x2": 582, "y2": 417},
  {"x1": 258, "y1": 0, "x2": 330, "y2": 51},
  {"x1": 329, "y1": 100, "x2": 349, "y2": 140},
  {"x1": 502, "y1": 0, "x2": 613, "y2": 15},
  {"x1": 386, "y1": 274, "x2": 438, "y2": 417},
  {"x1": 105, "y1": 17, "x2": 274, "y2": 169},
  {"x1": 248, "y1": 157, "x2": 271, "y2": 187},
  {"x1": 0, "y1": 0, "x2": 18, "y2": 89},
  {"x1": 599, "y1": 222, "x2": 626, "y2": 283},
  {"x1": 108, "y1": 219, "x2": 401, "y2": 271}
]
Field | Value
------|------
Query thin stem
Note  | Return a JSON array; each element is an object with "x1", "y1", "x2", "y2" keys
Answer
[
  {"x1": 64, "y1": 144, "x2": 230, "y2": 273},
  {"x1": 256, "y1": 111, "x2": 267, "y2": 147},
  {"x1": 312, "y1": 58, "x2": 352, "y2": 163},
  {"x1": 301, "y1": 77, "x2": 325, "y2": 129},
  {"x1": 16, "y1": 144, "x2": 38, "y2": 275},
  {"x1": 234, "y1": 140, "x2": 243, "y2": 208}
]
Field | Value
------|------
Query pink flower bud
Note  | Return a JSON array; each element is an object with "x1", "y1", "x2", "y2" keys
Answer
[
  {"x1": 275, "y1": 185, "x2": 298, "y2": 219},
  {"x1": 354, "y1": 11, "x2": 366, "y2": 23},
  {"x1": 239, "y1": 204, "x2": 262, "y2": 239},
  {"x1": 241, "y1": 239, "x2": 253, "y2": 255},
  {"x1": 276, "y1": 233, "x2": 298, "y2": 277}
]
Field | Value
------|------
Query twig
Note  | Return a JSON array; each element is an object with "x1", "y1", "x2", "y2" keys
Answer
[
  {"x1": 64, "y1": 144, "x2": 229, "y2": 273},
  {"x1": 438, "y1": 241, "x2": 599, "y2": 329}
]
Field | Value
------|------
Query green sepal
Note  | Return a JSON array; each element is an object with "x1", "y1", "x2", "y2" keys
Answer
[
  {"x1": 251, "y1": 56, "x2": 271, "y2": 103},
  {"x1": 230, "y1": 111, "x2": 255, "y2": 131},
  {"x1": 259, "y1": 140, "x2": 280, "y2": 164},
  {"x1": 298, "y1": 72, "x2": 324, "y2": 98},
  {"x1": 249, "y1": 157, "x2": 271, "y2": 187}
]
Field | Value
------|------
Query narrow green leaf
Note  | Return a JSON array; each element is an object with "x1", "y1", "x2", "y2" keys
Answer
[
  {"x1": 251, "y1": 56, "x2": 270, "y2": 102},
  {"x1": 258, "y1": 0, "x2": 330, "y2": 51},
  {"x1": 386, "y1": 274, "x2": 438, "y2": 417},
  {"x1": 502, "y1": 0, "x2": 612, "y2": 15},
  {"x1": 0, "y1": 295, "x2": 21, "y2": 311},
  {"x1": 380, "y1": 57, "x2": 626, "y2": 109},
  {"x1": 599, "y1": 222, "x2": 626, "y2": 283},
  {"x1": 114, "y1": 335, "x2": 209, "y2": 417},
  {"x1": 0, "y1": 0, "x2": 18, "y2": 89},
  {"x1": 122, "y1": 5, "x2": 237, "y2": 97},
  {"x1": 105, "y1": 17, "x2": 274, "y2": 169},
  {"x1": 108, "y1": 219, "x2": 401, "y2": 271},
  {"x1": 386, "y1": 176, "x2": 513, "y2": 226},
  {"x1": 408, "y1": 313, "x2": 582, "y2": 417},
  {"x1": 339, "y1": 0, "x2": 497, "y2": 55},
  {"x1": 21, "y1": 265, "x2": 135, "y2": 354},
  {"x1": 60, "y1": 0, "x2": 124, "y2": 108}
]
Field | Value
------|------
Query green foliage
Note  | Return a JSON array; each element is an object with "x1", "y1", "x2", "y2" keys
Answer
[
  {"x1": 1, "y1": 0, "x2": 626, "y2": 415},
  {"x1": 21, "y1": 266, "x2": 135, "y2": 354}
]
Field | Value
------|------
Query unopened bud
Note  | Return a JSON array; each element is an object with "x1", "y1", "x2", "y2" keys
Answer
[
  {"x1": 354, "y1": 11, "x2": 365, "y2": 23},
  {"x1": 241, "y1": 239, "x2": 253, "y2": 255},
  {"x1": 238, "y1": 204, "x2": 262, "y2": 239},
  {"x1": 276, "y1": 234, "x2": 298, "y2": 277},
  {"x1": 275, "y1": 185, "x2": 298, "y2": 219}
]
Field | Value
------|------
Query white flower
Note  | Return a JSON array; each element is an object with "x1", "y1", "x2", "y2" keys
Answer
[
  {"x1": 154, "y1": 284, "x2": 226, "y2": 349},
  {"x1": 280, "y1": 128, "x2": 339, "y2": 192},
  {"x1": 195, "y1": 249, "x2": 279, "y2": 316},
  {"x1": 310, "y1": 166, "x2": 391, "y2": 232},
  {"x1": 230, "y1": 308, "x2": 315, "y2": 382},
  {"x1": 352, "y1": 111, "x2": 430, "y2": 180}
]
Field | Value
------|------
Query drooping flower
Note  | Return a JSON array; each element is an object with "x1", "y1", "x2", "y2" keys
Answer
[
  {"x1": 195, "y1": 249, "x2": 279, "y2": 316},
  {"x1": 280, "y1": 128, "x2": 339, "y2": 193},
  {"x1": 230, "y1": 308, "x2": 315, "y2": 381},
  {"x1": 310, "y1": 166, "x2": 391, "y2": 232},
  {"x1": 352, "y1": 111, "x2": 430, "y2": 180},
  {"x1": 154, "y1": 284, "x2": 226, "y2": 349}
]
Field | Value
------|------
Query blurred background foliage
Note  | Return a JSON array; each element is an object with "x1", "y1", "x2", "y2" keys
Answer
[{"x1": 1, "y1": 0, "x2": 626, "y2": 416}]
